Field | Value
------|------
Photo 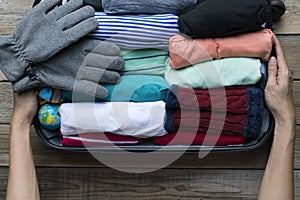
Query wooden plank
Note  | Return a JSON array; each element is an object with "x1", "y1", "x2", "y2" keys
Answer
[
  {"x1": 0, "y1": 0, "x2": 33, "y2": 35},
  {"x1": 273, "y1": 0, "x2": 300, "y2": 34},
  {"x1": 0, "y1": 83, "x2": 12, "y2": 124},
  {"x1": 277, "y1": 35, "x2": 300, "y2": 79},
  {"x1": 1, "y1": 124, "x2": 300, "y2": 169},
  {"x1": 0, "y1": 167, "x2": 299, "y2": 199},
  {"x1": 294, "y1": 81, "x2": 300, "y2": 125}
]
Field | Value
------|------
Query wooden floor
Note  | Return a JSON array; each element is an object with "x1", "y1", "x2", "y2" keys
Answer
[{"x1": 0, "y1": 0, "x2": 300, "y2": 199}]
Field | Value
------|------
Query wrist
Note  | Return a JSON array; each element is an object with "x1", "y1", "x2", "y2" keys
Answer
[
  {"x1": 271, "y1": 101, "x2": 295, "y2": 124},
  {"x1": 273, "y1": 111, "x2": 296, "y2": 127},
  {"x1": 11, "y1": 113, "x2": 33, "y2": 129},
  {"x1": 10, "y1": 122, "x2": 32, "y2": 139},
  {"x1": 273, "y1": 118, "x2": 296, "y2": 143}
]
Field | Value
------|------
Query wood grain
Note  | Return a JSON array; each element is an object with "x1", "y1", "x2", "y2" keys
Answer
[
  {"x1": 0, "y1": 0, "x2": 33, "y2": 35},
  {"x1": 272, "y1": 0, "x2": 300, "y2": 34},
  {"x1": 294, "y1": 82, "x2": 300, "y2": 125},
  {"x1": 277, "y1": 35, "x2": 300, "y2": 79},
  {"x1": 0, "y1": 83, "x2": 12, "y2": 124},
  {"x1": 0, "y1": 167, "x2": 299, "y2": 200}
]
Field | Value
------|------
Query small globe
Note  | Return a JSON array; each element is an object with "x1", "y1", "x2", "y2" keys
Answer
[{"x1": 38, "y1": 104, "x2": 60, "y2": 130}]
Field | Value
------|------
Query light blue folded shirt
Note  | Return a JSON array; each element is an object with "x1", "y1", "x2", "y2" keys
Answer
[{"x1": 164, "y1": 57, "x2": 262, "y2": 89}]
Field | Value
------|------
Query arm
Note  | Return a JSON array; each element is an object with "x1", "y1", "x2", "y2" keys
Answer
[
  {"x1": 258, "y1": 35, "x2": 296, "y2": 200},
  {"x1": 6, "y1": 90, "x2": 40, "y2": 200}
]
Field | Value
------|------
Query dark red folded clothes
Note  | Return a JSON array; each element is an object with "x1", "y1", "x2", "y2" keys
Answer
[
  {"x1": 179, "y1": 86, "x2": 249, "y2": 113},
  {"x1": 165, "y1": 85, "x2": 264, "y2": 138},
  {"x1": 60, "y1": 132, "x2": 141, "y2": 147},
  {"x1": 172, "y1": 109, "x2": 247, "y2": 134},
  {"x1": 166, "y1": 85, "x2": 249, "y2": 112},
  {"x1": 153, "y1": 132, "x2": 247, "y2": 146}
]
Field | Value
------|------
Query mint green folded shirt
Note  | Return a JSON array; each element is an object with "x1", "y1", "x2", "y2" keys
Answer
[
  {"x1": 164, "y1": 58, "x2": 262, "y2": 88},
  {"x1": 120, "y1": 49, "x2": 169, "y2": 76},
  {"x1": 62, "y1": 75, "x2": 169, "y2": 102}
]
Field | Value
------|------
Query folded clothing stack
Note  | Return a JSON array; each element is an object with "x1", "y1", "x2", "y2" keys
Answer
[
  {"x1": 38, "y1": 0, "x2": 272, "y2": 148},
  {"x1": 154, "y1": 0, "x2": 272, "y2": 146},
  {"x1": 159, "y1": 82, "x2": 265, "y2": 145}
]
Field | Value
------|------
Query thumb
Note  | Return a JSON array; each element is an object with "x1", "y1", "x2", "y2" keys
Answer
[
  {"x1": 12, "y1": 76, "x2": 40, "y2": 93},
  {"x1": 267, "y1": 57, "x2": 278, "y2": 85}
]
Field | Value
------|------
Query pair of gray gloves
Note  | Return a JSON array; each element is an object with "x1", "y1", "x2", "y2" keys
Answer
[{"x1": 0, "y1": 0, "x2": 124, "y2": 98}]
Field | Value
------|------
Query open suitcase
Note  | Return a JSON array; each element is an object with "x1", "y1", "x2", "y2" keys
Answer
[{"x1": 33, "y1": 0, "x2": 280, "y2": 153}]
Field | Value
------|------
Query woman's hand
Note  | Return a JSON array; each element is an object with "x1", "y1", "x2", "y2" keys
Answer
[
  {"x1": 264, "y1": 35, "x2": 295, "y2": 124},
  {"x1": 8, "y1": 89, "x2": 40, "y2": 200}
]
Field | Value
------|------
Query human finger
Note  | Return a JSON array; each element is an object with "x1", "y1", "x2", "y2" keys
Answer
[{"x1": 267, "y1": 56, "x2": 278, "y2": 85}]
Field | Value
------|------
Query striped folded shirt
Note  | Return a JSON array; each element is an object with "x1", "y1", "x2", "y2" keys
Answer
[{"x1": 88, "y1": 12, "x2": 179, "y2": 49}]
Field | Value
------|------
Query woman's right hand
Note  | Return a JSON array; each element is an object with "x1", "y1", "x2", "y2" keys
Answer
[{"x1": 264, "y1": 35, "x2": 295, "y2": 124}]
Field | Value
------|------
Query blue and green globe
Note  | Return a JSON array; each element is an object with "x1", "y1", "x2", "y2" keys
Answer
[{"x1": 38, "y1": 104, "x2": 61, "y2": 130}]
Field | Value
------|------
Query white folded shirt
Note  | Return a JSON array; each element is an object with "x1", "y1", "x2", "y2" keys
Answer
[{"x1": 60, "y1": 101, "x2": 167, "y2": 138}]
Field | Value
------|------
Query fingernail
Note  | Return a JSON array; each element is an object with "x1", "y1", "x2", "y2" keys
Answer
[{"x1": 269, "y1": 57, "x2": 277, "y2": 65}]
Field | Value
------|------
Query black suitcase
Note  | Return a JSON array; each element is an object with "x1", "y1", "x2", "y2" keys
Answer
[{"x1": 33, "y1": 0, "x2": 280, "y2": 153}]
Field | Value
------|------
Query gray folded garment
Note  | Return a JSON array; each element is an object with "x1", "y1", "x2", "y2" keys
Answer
[{"x1": 102, "y1": 0, "x2": 197, "y2": 14}]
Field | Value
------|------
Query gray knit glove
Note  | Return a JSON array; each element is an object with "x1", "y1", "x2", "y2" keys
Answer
[
  {"x1": 12, "y1": 39, "x2": 124, "y2": 98},
  {"x1": 0, "y1": 0, "x2": 98, "y2": 83}
]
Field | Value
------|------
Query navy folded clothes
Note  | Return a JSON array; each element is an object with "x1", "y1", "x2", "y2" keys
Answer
[
  {"x1": 102, "y1": 0, "x2": 197, "y2": 15},
  {"x1": 89, "y1": 12, "x2": 179, "y2": 49},
  {"x1": 178, "y1": 0, "x2": 270, "y2": 38},
  {"x1": 164, "y1": 84, "x2": 265, "y2": 138}
]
